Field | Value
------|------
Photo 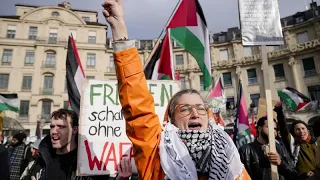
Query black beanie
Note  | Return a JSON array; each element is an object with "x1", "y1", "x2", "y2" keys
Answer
[{"x1": 13, "y1": 132, "x2": 26, "y2": 143}]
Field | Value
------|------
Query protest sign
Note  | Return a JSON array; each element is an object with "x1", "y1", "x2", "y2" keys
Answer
[
  {"x1": 77, "y1": 80, "x2": 180, "y2": 176},
  {"x1": 257, "y1": 98, "x2": 278, "y2": 121},
  {"x1": 239, "y1": 0, "x2": 284, "y2": 45}
]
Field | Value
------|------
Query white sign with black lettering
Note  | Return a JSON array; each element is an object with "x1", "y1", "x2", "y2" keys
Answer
[{"x1": 239, "y1": 0, "x2": 284, "y2": 45}]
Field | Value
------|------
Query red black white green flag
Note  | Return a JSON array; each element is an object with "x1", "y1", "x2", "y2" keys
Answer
[{"x1": 66, "y1": 36, "x2": 85, "y2": 115}]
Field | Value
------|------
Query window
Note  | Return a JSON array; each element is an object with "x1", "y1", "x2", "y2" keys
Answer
[
  {"x1": 19, "y1": 100, "x2": 30, "y2": 117},
  {"x1": 181, "y1": 77, "x2": 186, "y2": 89},
  {"x1": 44, "y1": 76, "x2": 53, "y2": 89},
  {"x1": 87, "y1": 54, "x2": 96, "y2": 68},
  {"x1": 43, "y1": 75, "x2": 53, "y2": 95},
  {"x1": 109, "y1": 56, "x2": 114, "y2": 68},
  {"x1": 222, "y1": 72, "x2": 232, "y2": 87},
  {"x1": 42, "y1": 100, "x2": 52, "y2": 118},
  {"x1": 175, "y1": 55, "x2": 184, "y2": 65},
  {"x1": 69, "y1": 29, "x2": 77, "y2": 40},
  {"x1": 49, "y1": 29, "x2": 58, "y2": 44},
  {"x1": 2, "y1": 49, "x2": 13, "y2": 65},
  {"x1": 0, "y1": 74, "x2": 9, "y2": 89},
  {"x1": 63, "y1": 101, "x2": 69, "y2": 109},
  {"x1": 308, "y1": 85, "x2": 320, "y2": 101},
  {"x1": 88, "y1": 31, "x2": 96, "y2": 43},
  {"x1": 52, "y1": 11, "x2": 60, "y2": 17},
  {"x1": 43, "y1": 75, "x2": 53, "y2": 89},
  {"x1": 273, "y1": 64, "x2": 285, "y2": 80},
  {"x1": 302, "y1": 57, "x2": 317, "y2": 77},
  {"x1": 243, "y1": 47, "x2": 252, "y2": 57},
  {"x1": 296, "y1": 31, "x2": 309, "y2": 44},
  {"x1": 250, "y1": 94, "x2": 260, "y2": 107},
  {"x1": 295, "y1": 16, "x2": 304, "y2": 23},
  {"x1": 135, "y1": 41, "x2": 140, "y2": 49},
  {"x1": 22, "y1": 76, "x2": 32, "y2": 90},
  {"x1": 226, "y1": 97, "x2": 235, "y2": 109},
  {"x1": 200, "y1": 75, "x2": 204, "y2": 91},
  {"x1": 82, "y1": 17, "x2": 90, "y2": 22},
  {"x1": 44, "y1": 52, "x2": 56, "y2": 68},
  {"x1": 24, "y1": 51, "x2": 34, "y2": 65},
  {"x1": 247, "y1": 68, "x2": 258, "y2": 84},
  {"x1": 218, "y1": 35, "x2": 226, "y2": 43},
  {"x1": 20, "y1": 100, "x2": 29, "y2": 117},
  {"x1": 86, "y1": 76, "x2": 95, "y2": 80},
  {"x1": 28, "y1": 27, "x2": 37, "y2": 40},
  {"x1": 7, "y1": 25, "x2": 16, "y2": 39},
  {"x1": 220, "y1": 49, "x2": 229, "y2": 61}
]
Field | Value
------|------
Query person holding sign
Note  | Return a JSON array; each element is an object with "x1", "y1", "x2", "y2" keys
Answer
[
  {"x1": 102, "y1": 0, "x2": 250, "y2": 179},
  {"x1": 239, "y1": 116, "x2": 297, "y2": 180}
]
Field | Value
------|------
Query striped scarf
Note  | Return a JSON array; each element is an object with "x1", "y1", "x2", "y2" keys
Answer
[
  {"x1": 10, "y1": 144, "x2": 25, "y2": 180},
  {"x1": 159, "y1": 120, "x2": 244, "y2": 180}
]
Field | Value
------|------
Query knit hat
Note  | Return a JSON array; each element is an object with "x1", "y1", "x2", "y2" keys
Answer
[{"x1": 13, "y1": 132, "x2": 27, "y2": 143}]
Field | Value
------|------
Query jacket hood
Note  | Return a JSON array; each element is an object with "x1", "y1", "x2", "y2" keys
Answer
[{"x1": 38, "y1": 135, "x2": 55, "y2": 166}]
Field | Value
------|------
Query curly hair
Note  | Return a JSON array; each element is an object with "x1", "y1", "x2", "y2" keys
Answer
[{"x1": 51, "y1": 108, "x2": 79, "y2": 127}]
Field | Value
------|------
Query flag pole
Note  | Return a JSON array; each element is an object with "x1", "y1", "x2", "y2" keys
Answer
[{"x1": 144, "y1": 0, "x2": 182, "y2": 66}]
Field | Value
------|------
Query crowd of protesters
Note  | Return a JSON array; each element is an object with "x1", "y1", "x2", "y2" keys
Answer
[{"x1": 0, "y1": 0, "x2": 319, "y2": 180}]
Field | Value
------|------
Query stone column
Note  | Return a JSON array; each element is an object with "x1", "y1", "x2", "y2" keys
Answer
[{"x1": 288, "y1": 56, "x2": 304, "y2": 92}]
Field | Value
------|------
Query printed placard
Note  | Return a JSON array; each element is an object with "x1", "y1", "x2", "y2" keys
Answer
[{"x1": 239, "y1": 0, "x2": 284, "y2": 45}]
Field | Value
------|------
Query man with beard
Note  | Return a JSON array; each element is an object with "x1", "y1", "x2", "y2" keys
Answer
[
  {"x1": 239, "y1": 116, "x2": 297, "y2": 180},
  {"x1": 27, "y1": 109, "x2": 108, "y2": 180}
]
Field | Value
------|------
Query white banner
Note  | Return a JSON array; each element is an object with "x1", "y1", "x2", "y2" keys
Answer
[
  {"x1": 239, "y1": 0, "x2": 284, "y2": 45},
  {"x1": 77, "y1": 80, "x2": 180, "y2": 176}
]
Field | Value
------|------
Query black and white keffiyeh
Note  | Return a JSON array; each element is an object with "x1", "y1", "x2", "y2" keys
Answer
[
  {"x1": 159, "y1": 120, "x2": 244, "y2": 180},
  {"x1": 10, "y1": 144, "x2": 25, "y2": 180}
]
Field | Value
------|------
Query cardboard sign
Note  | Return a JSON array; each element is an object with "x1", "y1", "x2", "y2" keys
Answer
[
  {"x1": 77, "y1": 80, "x2": 180, "y2": 176},
  {"x1": 239, "y1": 0, "x2": 283, "y2": 45},
  {"x1": 257, "y1": 98, "x2": 278, "y2": 121}
]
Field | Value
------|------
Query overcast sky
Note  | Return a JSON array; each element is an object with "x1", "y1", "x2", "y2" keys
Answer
[{"x1": 0, "y1": 0, "x2": 317, "y2": 39}]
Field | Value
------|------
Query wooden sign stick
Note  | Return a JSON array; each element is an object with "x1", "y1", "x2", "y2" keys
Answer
[{"x1": 261, "y1": 45, "x2": 279, "y2": 180}]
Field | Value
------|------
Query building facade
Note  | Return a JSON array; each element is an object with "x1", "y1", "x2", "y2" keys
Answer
[{"x1": 1, "y1": 2, "x2": 320, "y2": 135}]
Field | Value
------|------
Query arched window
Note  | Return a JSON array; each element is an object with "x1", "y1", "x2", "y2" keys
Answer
[
  {"x1": 43, "y1": 51, "x2": 56, "y2": 68},
  {"x1": 40, "y1": 99, "x2": 53, "y2": 121},
  {"x1": 52, "y1": 11, "x2": 60, "y2": 17},
  {"x1": 42, "y1": 73, "x2": 54, "y2": 95}
]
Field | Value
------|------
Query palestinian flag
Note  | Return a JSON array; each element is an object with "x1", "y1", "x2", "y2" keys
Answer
[
  {"x1": 207, "y1": 76, "x2": 226, "y2": 113},
  {"x1": 66, "y1": 36, "x2": 85, "y2": 116},
  {"x1": 233, "y1": 80, "x2": 251, "y2": 148},
  {"x1": 0, "y1": 93, "x2": 19, "y2": 113},
  {"x1": 278, "y1": 87, "x2": 310, "y2": 112},
  {"x1": 144, "y1": 30, "x2": 174, "y2": 80},
  {"x1": 168, "y1": 0, "x2": 212, "y2": 89}
]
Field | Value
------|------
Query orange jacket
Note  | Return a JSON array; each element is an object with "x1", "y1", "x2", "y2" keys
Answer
[{"x1": 114, "y1": 48, "x2": 251, "y2": 180}]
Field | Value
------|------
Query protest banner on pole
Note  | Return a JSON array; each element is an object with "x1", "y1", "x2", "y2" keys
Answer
[
  {"x1": 239, "y1": 0, "x2": 284, "y2": 179},
  {"x1": 76, "y1": 80, "x2": 180, "y2": 176},
  {"x1": 238, "y1": 0, "x2": 283, "y2": 46}
]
